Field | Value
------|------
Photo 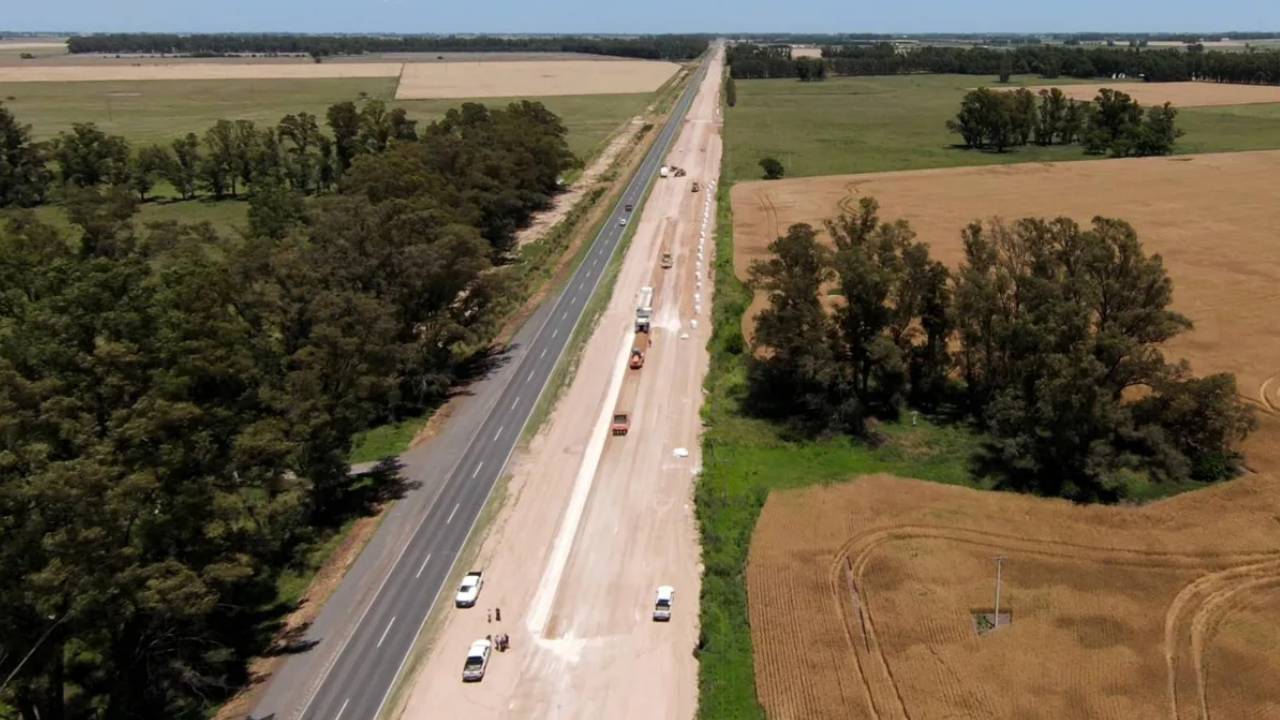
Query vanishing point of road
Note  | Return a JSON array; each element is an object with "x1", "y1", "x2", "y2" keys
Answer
[{"x1": 248, "y1": 55, "x2": 710, "y2": 720}]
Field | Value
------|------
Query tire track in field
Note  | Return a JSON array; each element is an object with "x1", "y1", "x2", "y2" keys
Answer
[
  {"x1": 755, "y1": 187, "x2": 780, "y2": 244},
  {"x1": 1257, "y1": 374, "x2": 1280, "y2": 414},
  {"x1": 825, "y1": 524, "x2": 1280, "y2": 720},
  {"x1": 1167, "y1": 564, "x2": 1280, "y2": 720}
]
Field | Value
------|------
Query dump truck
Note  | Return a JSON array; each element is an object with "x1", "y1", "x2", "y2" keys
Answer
[
  {"x1": 611, "y1": 412, "x2": 630, "y2": 436},
  {"x1": 629, "y1": 331, "x2": 649, "y2": 369},
  {"x1": 635, "y1": 286, "x2": 654, "y2": 333},
  {"x1": 661, "y1": 252, "x2": 673, "y2": 269},
  {"x1": 691, "y1": 182, "x2": 699, "y2": 192},
  {"x1": 674, "y1": 167, "x2": 687, "y2": 177}
]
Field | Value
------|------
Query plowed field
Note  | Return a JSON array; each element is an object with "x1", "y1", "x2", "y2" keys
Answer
[{"x1": 747, "y1": 473, "x2": 1280, "y2": 720}]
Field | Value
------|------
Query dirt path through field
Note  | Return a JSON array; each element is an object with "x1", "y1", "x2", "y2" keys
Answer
[{"x1": 393, "y1": 46, "x2": 723, "y2": 720}]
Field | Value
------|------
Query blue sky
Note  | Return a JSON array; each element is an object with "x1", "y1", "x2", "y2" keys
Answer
[{"x1": 6, "y1": 0, "x2": 1279, "y2": 35}]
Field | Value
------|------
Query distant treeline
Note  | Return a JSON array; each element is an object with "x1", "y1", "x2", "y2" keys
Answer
[
  {"x1": 726, "y1": 42, "x2": 1280, "y2": 84},
  {"x1": 66, "y1": 33, "x2": 710, "y2": 61}
]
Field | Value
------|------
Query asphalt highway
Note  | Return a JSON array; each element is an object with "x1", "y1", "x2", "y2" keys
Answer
[{"x1": 278, "y1": 58, "x2": 709, "y2": 720}]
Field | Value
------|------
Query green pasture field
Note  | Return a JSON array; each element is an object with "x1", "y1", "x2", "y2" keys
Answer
[
  {"x1": 0, "y1": 77, "x2": 651, "y2": 159},
  {"x1": 722, "y1": 73, "x2": 1280, "y2": 183}
]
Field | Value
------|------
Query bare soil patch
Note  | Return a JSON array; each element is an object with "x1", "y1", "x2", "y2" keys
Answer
[
  {"x1": 731, "y1": 151, "x2": 1280, "y2": 429},
  {"x1": 0, "y1": 62, "x2": 404, "y2": 82},
  {"x1": 394, "y1": 59, "x2": 679, "y2": 99},
  {"x1": 748, "y1": 472, "x2": 1280, "y2": 720},
  {"x1": 0, "y1": 41, "x2": 67, "y2": 51},
  {"x1": 790, "y1": 46, "x2": 824, "y2": 58},
  {"x1": 1014, "y1": 81, "x2": 1280, "y2": 107}
]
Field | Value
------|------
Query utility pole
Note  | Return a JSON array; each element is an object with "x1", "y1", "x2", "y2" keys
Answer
[{"x1": 992, "y1": 555, "x2": 1006, "y2": 629}]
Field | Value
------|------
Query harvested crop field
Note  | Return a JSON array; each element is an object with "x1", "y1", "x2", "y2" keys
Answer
[
  {"x1": 0, "y1": 62, "x2": 404, "y2": 82},
  {"x1": 732, "y1": 150, "x2": 1280, "y2": 426},
  {"x1": 393, "y1": 59, "x2": 679, "y2": 99},
  {"x1": 1012, "y1": 81, "x2": 1280, "y2": 107},
  {"x1": 747, "y1": 472, "x2": 1280, "y2": 720}
]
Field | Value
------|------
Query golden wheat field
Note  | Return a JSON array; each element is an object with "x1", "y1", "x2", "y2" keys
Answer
[
  {"x1": 747, "y1": 473, "x2": 1280, "y2": 720},
  {"x1": 1008, "y1": 81, "x2": 1280, "y2": 107},
  {"x1": 0, "y1": 62, "x2": 405, "y2": 82},
  {"x1": 393, "y1": 59, "x2": 680, "y2": 99}
]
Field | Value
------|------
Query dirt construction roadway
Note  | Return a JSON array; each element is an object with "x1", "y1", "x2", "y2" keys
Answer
[{"x1": 393, "y1": 46, "x2": 724, "y2": 720}]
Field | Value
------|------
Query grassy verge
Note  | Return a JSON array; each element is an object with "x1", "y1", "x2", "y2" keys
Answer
[
  {"x1": 724, "y1": 73, "x2": 1280, "y2": 182},
  {"x1": 348, "y1": 411, "x2": 436, "y2": 465}
]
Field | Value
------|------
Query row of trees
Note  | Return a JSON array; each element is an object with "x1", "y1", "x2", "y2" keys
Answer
[
  {"x1": 947, "y1": 86, "x2": 1183, "y2": 157},
  {"x1": 66, "y1": 33, "x2": 710, "y2": 61},
  {"x1": 0, "y1": 98, "x2": 575, "y2": 254},
  {"x1": 747, "y1": 198, "x2": 1255, "y2": 501},
  {"x1": 0, "y1": 99, "x2": 578, "y2": 720},
  {"x1": 727, "y1": 41, "x2": 1280, "y2": 84}
]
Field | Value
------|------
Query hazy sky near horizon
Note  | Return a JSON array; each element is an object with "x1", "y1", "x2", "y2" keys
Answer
[{"x1": 6, "y1": 0, "x2": 1279, "y2": 35}]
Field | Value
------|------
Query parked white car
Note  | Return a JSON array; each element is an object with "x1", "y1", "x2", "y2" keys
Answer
[
  {"x1": 454, "y1": 570, "x2": 483, "y2": 608},
  {"x1": 461, "y1": 638, "x2": 492, "y2": 682},
  {"x1": 653, "y1": 585, "x2": 674, "y2": 621}
]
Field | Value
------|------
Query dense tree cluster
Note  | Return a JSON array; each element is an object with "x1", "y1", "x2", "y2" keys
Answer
[
  {"x1": 0, "y1": 99, "x2": 576, "y2": 720},
  {"x1": 747, "y1": 198, "x2": 1255, "y2": 502},
  {"x1": 947, "y1": 86, "x2": 1182, "y2": 157},
  {"x1": 66, "y1": 33, "x2": 709, "y2": 61},
  {"x1": 0, "y1": 99, "x2": 575, "y2": 256},
  {"x1": 726, "y1": 41, "x2": 1280, "y2": 84}
]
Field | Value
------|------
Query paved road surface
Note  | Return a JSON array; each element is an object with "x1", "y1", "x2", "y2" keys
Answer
[{"x1": 248, "y1": 56, "x2": 709, "y2": 720}]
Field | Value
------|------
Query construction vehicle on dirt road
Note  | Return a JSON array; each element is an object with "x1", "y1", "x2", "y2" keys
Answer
[
  {"x1": 611, "y1": 412, "x2": 630, "y2": 436},
  {"x1": 691, "y1": 181, "x2": 699, "y2": 192},
  {"x1": 661, "y1": 252, "x2": 673, "y2": 269},
  {"x1": 629, "y1": 331, "x2": 649, "y2": 369},
  {"x1": 635, "y1": 286, "x2": 654, "y2": 333}
]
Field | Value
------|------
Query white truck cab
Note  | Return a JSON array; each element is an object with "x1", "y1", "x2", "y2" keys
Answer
[{"x1": 653, "y1": 585, "x2": 674, "y2": 621}]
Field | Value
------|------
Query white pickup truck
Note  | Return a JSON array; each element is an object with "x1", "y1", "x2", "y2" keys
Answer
[
  {"x1": 653, "y1": 585, "x2": 675, "y2": 622},
  {"x1": 454, "y1": 571, "x2": 483, "y2": 608},
  {"x1": 461, "y1": 638, "x2": 492, "y2": 682}
]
